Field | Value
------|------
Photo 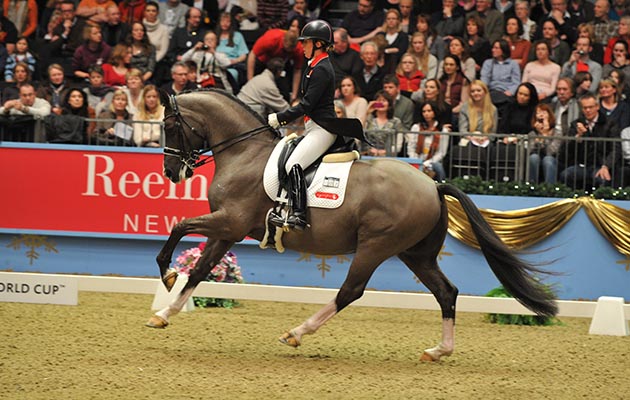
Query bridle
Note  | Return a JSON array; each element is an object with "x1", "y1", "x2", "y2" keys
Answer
[{"x1": 163, "y1": 94, "x2": 271, "y2": 170}]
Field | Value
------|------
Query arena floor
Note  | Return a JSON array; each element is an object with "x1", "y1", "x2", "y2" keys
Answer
[{"x1": 1, "y1": 292, "x2": 628, "y2": 399}]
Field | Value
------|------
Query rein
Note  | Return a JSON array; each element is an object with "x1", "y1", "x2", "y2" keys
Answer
[{"x1": 163, "y1": 94, "x2": 271, "y2": 170}]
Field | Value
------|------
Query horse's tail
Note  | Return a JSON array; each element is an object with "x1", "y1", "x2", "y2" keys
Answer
[{"x1": 437, "y1": 183, "x2": 558, "y2": 317}]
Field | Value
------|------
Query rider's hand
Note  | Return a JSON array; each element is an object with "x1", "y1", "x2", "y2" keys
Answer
[{"x1": 268, "y1": 113, "x2": 280, "y2": 129}]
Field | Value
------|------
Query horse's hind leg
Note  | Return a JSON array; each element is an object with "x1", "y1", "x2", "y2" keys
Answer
[
  {"x1": 398, "y1": 205, "x2": 458, "y2": 361},
  {"x1": 147, "y1": 239, "x2": 233, "y2": 328}
]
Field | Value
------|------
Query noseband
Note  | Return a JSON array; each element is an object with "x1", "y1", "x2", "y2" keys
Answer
[{"x1": 163, "y1": 94, "x2": 271, "y2": 170}]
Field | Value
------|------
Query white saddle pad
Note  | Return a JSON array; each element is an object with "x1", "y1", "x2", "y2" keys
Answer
[{"x1": 263, "y1": 137, "x2": 354, "y2": 209}]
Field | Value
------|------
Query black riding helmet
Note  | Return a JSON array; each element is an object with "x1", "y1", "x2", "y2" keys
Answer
[{"x1": 298, "y1": 20, "x2": 333, "y2": 46}]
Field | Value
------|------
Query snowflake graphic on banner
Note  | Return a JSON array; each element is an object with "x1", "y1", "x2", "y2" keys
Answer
[{"x1": 7, "y1": 235, "x2": 58, "y2": 265}]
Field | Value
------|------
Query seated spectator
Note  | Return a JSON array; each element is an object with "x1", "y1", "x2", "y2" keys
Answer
[
  {"x1": 129, "y1": 22, "x2": 157, "y2": 82},
  {"x1": 399, "y1": 0, "x2": 415, "y2": 34},
  {"x1": 396, "y1": 53, "x2": 424, "y2": 97},
  {"x1": 574, "y1": 71, "x2": 594, "y2": 96},
  {"x1": 181, "y1": 31, "x2": 232, "y2": 92},
  {"x1": 362, "y1": 89, "x2": 403, "y2": 156},
  {"x1": 160, "y1": 61, "x2": 197, "y2": 95},
  {"x1": 559, "y1": 93, "x2": 621, "y2": 188},
  {"x1": 216, "y1": 12, "x2": 249, "y2": 90},
  {"x1": 48, "y1": 1, "x2": 88, "y2": 80},
  {"x1": 101, "y1": 5, "x2": 130, "y2": 48},
  {"x1": 159, "y1": 0, "x2": 189, "y2": 37},
  {"x1": 286, "y1": 14, "x2": 307, "y2": 36},
  {"x1": 102, "y1": 44, "x2": 132, "y2": 87},
  {"x1": 503, "y1": 16, "x2": 531, "y2": 70},
  {"x1": 522, "y1": 40, "x2": 562, "y2": 101},
  {"x1": 121, "y1": 68, "x2": 145, "y2": 116},
  {"x1": 334, "y1": 99, "x2": 346, "y2": 119},
  {"x1": 431, "y1": 0, "x2": 465, "y2": 40},
  {"x1": 95, "y1": 89, "x2": 134, "y2": 145},
  {"x1": 4, "y1": 37, "x2": 36, "y2": 82},
  {"x1": 341, "y1": 0, "x2": 385, "y2": 45},
  {"x1": 528, "y1": 103, "x2": 562, "y2": 183},
  {"x1": 514, "y1": 0, "x2": 536, "y2": 42},
  {"x1": 352, "y1": 41, "x2": 385, "y2": 102},
  {"x1": 119, "y1": 0, "x2": 147, "y2": 24},
  {"x1": 237, "y1": 57, "x2": 289, "y2": 117},
  {"x1": 550, "y1": 77, "x2": 580, "y2": 136},
  {"x1": 166, "y1": 7, "x2": 205, "y2": 64},
  {"x1": 330, "y1": 28, "x2": 363, "y2": 89},
  {"x1": 533, "y1": 0, "x2": 578, "y2": 46},
  {"x1": 338, "y1": 75, "x2": 369, "y2": 127},
  {"x1": 72, "y1": 25, "x2": 112, "y2": 81},
  {"x1": 133, "y1": 84, "x2": 164, "y2": 147},
  {"x1": 480, "y1": 39, "x2": 522, "y2": 108},
  {"x1": 602, "y1": 39, "x2": 630, "y2": 81},
  {"x1": 287, "y1": 0, "x2": 314, "y2": 24},
  {"x1": 578, "y1": 23, "x2": 604, "y2": 65},
  {"x1": 2, "y1": 0, "x2": 38, "y2": 38},
  {"x1": 499, "y1": 82, "x2": 539, "y2": 136},
  {"x1": 378, "y1": 8, "x2": 409, "y2": 75},
  {"x1": 465, "y1": 15, "x2": 491, "y2": 77},
  {"x1": 438, "y1": 54, "x2": 471, "y2": 123},
  {"x1": 534, "y1": 18, "x2": 571, "y2": 66},
  {"x1": 37, "y1": 64, "x2": 71, "y2": 116},
  {"x1": 467, "y1": 0, "x2": 504, "y2": 43},
  {"x1": 414, "y1": 14, "x2": 447, "y2": 61},
  {"x1": 2, "y1": 62, "x2": 32, "y2": 102},
  {"x1": 61, "y1": 87, "x2": 96, "y2": 141},
  {"x1": 83, "y1": 65, "x2": 114, "y2": 114},
  {"x1": 599, "y1": 78, "x2": 630, "y2": 129},
  {"x1": 183, "y1": 0, "x2": 219, "y2": 32},
  {"x1": 143, "y1": 1, "x2": 169, "y2": 63},
  {"x1": 560, "y1": 36, "x2": 603, "y2": 93},
  {"x1": 608, "y1": 69, "x2": 630, "y2": 102},
  {"x1": 76, "y1": 0, "x2": 116, "y2": 25},
  {"x1": 411, "y1": 78, "x2": 453, "y2": 126},
  {"x1": 383, "y1": 74, "x2": 415, "y2": 133},
  {"x1": 603, "y1": 15, "x2": 630, "y2": 64},
  {"x1": 408, "y1": 32, "x2": 437, "y2": 81},
  {"x1": 437, "y1": 37, "x2": 476, "y2": 82},
  {"x1": 0, "y1": 83, "x2": 51, "y2": 142},
  {"x1": 407, "y1": 100, "x2": 452, "y2": 181}
]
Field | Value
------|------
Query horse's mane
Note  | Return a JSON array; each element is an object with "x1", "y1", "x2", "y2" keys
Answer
[{"x1": 180, "y1": 88, "x2": 281, "y2": 138}]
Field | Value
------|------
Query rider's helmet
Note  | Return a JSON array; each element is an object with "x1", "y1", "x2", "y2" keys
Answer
[{"x1": 298, "y1": 20, "x2": 333, "y2": 45}]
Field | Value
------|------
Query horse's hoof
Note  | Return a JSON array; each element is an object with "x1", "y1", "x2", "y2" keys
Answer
[
  {"x1": 278, "y1": 331, "x2": 300, "y2": 347},
  {"x1": 145, "y1": 315, "x2": 169, "y2": 329},
  {"x1": 162, "y1": 269, "x2": 178, "y2": 292},
  {"x1": 420, "y1": 351, "x2": 439, "y2": 362}
]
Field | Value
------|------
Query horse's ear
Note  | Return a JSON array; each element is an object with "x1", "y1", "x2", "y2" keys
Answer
[{"x1": 159, "y1": 89, "x2": 172, "y2": 114}]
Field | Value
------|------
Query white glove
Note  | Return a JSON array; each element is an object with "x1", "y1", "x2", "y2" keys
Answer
[
  {"x1": 422, "y1": 160, "x2": 432, "y2": 169},
  {"x1": 268, "y1": 113, "x2": 280, "y2": 129}
]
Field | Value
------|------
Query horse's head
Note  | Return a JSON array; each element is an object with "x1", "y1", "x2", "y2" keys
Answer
[{"x1": 160, "y1": 90, "x2": 206, "y2": 183}]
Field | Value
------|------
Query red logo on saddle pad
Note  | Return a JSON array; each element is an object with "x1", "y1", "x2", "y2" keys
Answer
[{"x1": 315, "y1": 192, "x2": 339, "y2": 200}]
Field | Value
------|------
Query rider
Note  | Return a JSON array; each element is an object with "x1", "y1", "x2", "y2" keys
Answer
[{"x1": 267, "y1": 20, "x2": 364, "y2": 231}]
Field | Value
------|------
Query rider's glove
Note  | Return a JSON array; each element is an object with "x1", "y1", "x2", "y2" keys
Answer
[{"x1": 268, "y1": 113, "x2": 280, "y2": 129}]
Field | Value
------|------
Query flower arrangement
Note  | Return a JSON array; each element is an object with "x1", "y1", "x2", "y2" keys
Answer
[
  {"x1": 485, "y1": 285, "x2": 561, "y2": 326},
  {"x1": 173, "y1": 242, "x2": 244, "y2": 308}
]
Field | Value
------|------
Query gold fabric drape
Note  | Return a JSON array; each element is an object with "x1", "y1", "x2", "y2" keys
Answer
[{"x1": 445, "y1": 196, "x2": 630, "y2": 256}]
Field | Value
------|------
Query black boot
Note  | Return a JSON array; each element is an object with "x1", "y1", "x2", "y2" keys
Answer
[{"x1": 268, "y1": 165, "x2": 308, "y2": 231}]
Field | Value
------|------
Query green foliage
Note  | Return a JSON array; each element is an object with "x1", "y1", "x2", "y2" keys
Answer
[
  {"x1": 485, "y1": 285, "x2": 562, "y2": 326},
  {"x1": 447, "y1": 176, "x2": 630, "y2": 200},
  {"x1": 193, "y1": 297, "x2": 240, "y2": 309}
]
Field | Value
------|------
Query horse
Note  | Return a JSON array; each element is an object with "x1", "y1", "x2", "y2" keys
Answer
[{"x1": 147, "y1": 89, "x2": 557, "y2": 361}]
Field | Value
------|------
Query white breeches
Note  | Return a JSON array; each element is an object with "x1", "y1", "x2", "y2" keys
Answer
[{"x1": 285, "y1": 119, "x2": 336, "y2": 174}]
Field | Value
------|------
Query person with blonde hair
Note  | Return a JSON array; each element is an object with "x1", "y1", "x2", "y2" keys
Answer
[
  {"x1": 599, "y1": 77, "x2": 630, "y2": 129},
  {"x1": 407, "y1": 32, "x2": 437, "y2": 80},
  {"x1": 95, "y1": 89, "x2": 133, "y2": 145},
  {"x1": 102, "y1": 43, "x2": 132, "y2": 87},
  {"x1": 122, "y1": 68, "x2": 144, "y2": 115},
  {"x1": 133, "y1": 84, "x2": 164, "y2": 147},
  {"x1": 459, "y1": 80, "x2": 497, "y2": 147},
  {"x1": 378, "y1": 8, "x2": 409, "y2": 74},
  {"x1": 395, "y1": 53, "x2": 424, "y2": 96}
]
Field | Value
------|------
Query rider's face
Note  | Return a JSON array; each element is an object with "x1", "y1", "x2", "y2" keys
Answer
[{"x1": 302, "y1": 39, "x2": 314, "y2": 58}]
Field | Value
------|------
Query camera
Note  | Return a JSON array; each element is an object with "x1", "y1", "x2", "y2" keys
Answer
[
  {"x1": 202, "y1": 44, "x2": 209, "y2": 50},
  {"x1": 578, "y1": 50, "x2": 585, "y2": 55},
  {"x1": 373, "y1": 101, "x2": 384, "y2": 109}
]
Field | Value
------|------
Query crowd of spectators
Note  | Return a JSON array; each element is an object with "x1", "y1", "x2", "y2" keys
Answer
[{"x1": 0, "y1": 0, "x2": 629, "y2": 188}]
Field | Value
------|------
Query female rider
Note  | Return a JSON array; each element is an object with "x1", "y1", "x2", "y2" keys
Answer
[{"x1": 267, "y1": 20, "x2": 364, "y2": 231}]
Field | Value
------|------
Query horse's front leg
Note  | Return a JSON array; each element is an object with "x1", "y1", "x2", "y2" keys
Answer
[
  {"x1": 156, "y1": 210, "x2": 235, "y2": 291},
  {"x1": 147, "y1": 239, "x2": 234, "y2": 328}
]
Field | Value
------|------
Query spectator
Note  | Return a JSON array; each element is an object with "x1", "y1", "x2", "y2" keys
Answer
[
  {"x1": 396, "y1": 53, "x2": 424, "y2": 97},
  {"x1": 438, "y1": 54, "x2": 470, "y2": 119},
  {"x1": 76, "y1": 0, "x2": 115, "y2": 25},
  {"x1": 495, "y1": 0, "x2": 514, "y2": 15},
  {"x1": 5, "y1": 37, "x2": 36, "y2": 82},
  {"x1": 49, "y1": 0, "x2": 88, "y2": 79},
  {"x1": 0, "y1": 13, "x2": 17, "y2": 54},
  {"x1": 498, "y1": 81, "x2": 539, "y2": 136},
  {"x1": 602, "y1": 39, "x2": 630, "y2": 79},
  {"x1": 2, "y1": 0, "x2": 38, "y2": 38},
  {"x1": 72, "y1": 25, "x2": 112, "y2": 81},
  {"x1": 330, "y1": 28, "x2": 363, "y2": 89},
  {"x1": 102, "y1": 44, "x2": 132, "y2": 87},
  {"x1": 408, "y1": 32, "x2": 438, "y2": 81},
  {"x1": 522, "y1": 40, "x2": 562, "y2": 101},
  {"x1": 577, "y1": 22, "x2": 604, "y2": 65},
  {"x1": 247, "y1": 29, "x2": 304, "y2": 102},
  {"x1": 561, "y1": 36, "x2": 603, "y2": 93},
  {"x1": 237, "y1": 57, "x2": 289, "y2": 117},
  {"x1": 431, "y1": 0, "x2": 465, "y2": 39},
  {"x1": 411, "y1": 78, "x2": 453, "y2": 126},
  {"x1": 95, "y1": 89, "x2": 133, "y2": 145},
  {"x1": 480, "y1": 39, "x2": 522, "y2": 107},
  {"x1": 599, "y1": 77, "x2": 630, "y2": 129},
  {"x1": 465, "y1": 14, "x2": 491, "y2": 76},
  {"x1": 129, "y1": 22, "x2": 157, "y2": 82},
  {"x1": 534, "y1": 18, "x2": 571, "y2": 66},
  {"x1": 604, "y1": 16, "x2": 630, "y2": 64},
  {"x1": 399, "y1": 0, "x2": 415, "y2": 34},
  {"x1": 559, "y1": 92, "x2": 621, "y2": 188},
  {"x1": 143, "y1": 1, "x2": 169, "y2": 63},
  {"x1": 528, "y1": 103, "x2": 562, "y2": 183},
  {"x1": 504, "y1": 16, "x2": 531, "y2": 70},
  {"x1": 352, "y1": 40, "x2": 385, "y2": 102},
  {"x1": 362, "y1": 89, "x2": 404, "y2": 156},
  {"x1": 438, "y1": 37, "x2": 476, "y2": 82},
  {"x1": 609, "y1": 0, "x2": 630, "y2": 21},
  {"x1": 550, "y1": 77, "x2": 580, "y2": 136},
  {"x1": 119, "y1": 0, "x2": 147, "y2": 24},
  {"x1": 2, "y1": 62, "x2": 31, "y2": 102},
  {"x1": 287, "y1": 0, "x2": 314, "y2": 23},
  {"x1": 181, "y1": 30, "x2": 232, "y2": 92},
  {"x1": 133, "y1": 84, "x2": 163, "y2": 147},
  {"x1": 182, "y1": 0, "x2": 219, "y2": 32},
  {"x1": 257, "y1": 0, "x2": 290, "y2": 31},
  {"x1": 121, "y1": 68, "x2": 144, "y2": 115},
  {"x1": 338, "y1": 75, "x2": 369, "y2": 127},
  {"x1": 534, "y1": 0, "x2": 578, "y2": 45},
  {"x1": 414, "y1": 14, "x2": 447, "y2": 61},
  {"x1": 591, "y1": 0, "x2": 619, "y2": 48},
  {"x1": 567, "y1": 0, "x2": 595, "y2": 28},
  {"x1": 216, "y1": 11, "x2": 249, "y2": 89},
  {"x1": 378, "y1": 8, "x2": 409, "y2": 75},
  {"x1": 342, "y1": 0, "x2": 385, "y2": 45},
  {"x1": 514, "y1": 0, "x2": 536, "y2": 41},
  {"x1": 159, "y1": 0, "x2": 190, "y2": 37},
  {"x1": 407, "y1": 100, "x2": 451, "y2": 181},
  {"x1": 101, "y1": 5, "x2": 131, "y2": 48},
  {"x1": 82, "y1": 65, "x2": 114, "y2": 114},
  {"x1": 618, "y1": 125, "x2": 630, "y2": 186},
  {"x1": 160, "y1": 61, "x2": 197, "y2": 95},
  {"x1": 167, "y1": 7, "x2": 206, "y2": 63},
  {"x1": 61, "y1": 87, "x2": 96, "y2": 141},
  {"x1": 0, "y1": 83, "x2": 51, "y2": 118},
  {"x1": 608, "y1": 68, "x2": 630, "y2": 101},
  {"x1": 467, "y1": 0, "x2": 504, "y2": 43},
  {"x1": 574, "y1": 70, "x2": 594, "y2": 96},
  {"x1": 37, "y1": 63, "x2": 70, "y2": 115},
  {"x1": 383, "y1": 74, "x2": 415, "y2": 133}
]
